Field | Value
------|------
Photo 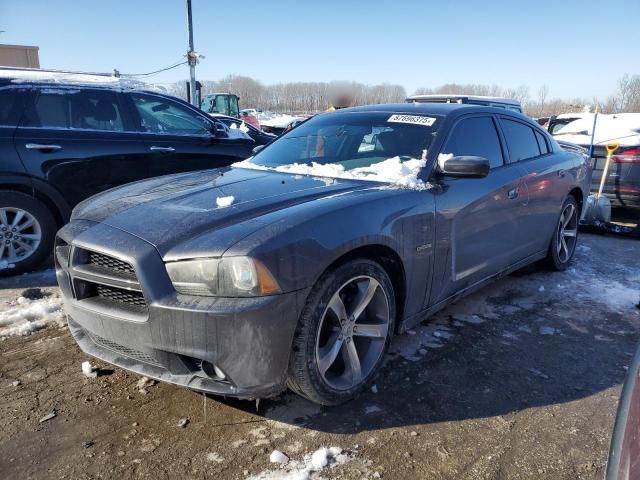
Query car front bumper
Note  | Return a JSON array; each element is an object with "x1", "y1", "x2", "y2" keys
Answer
[{"x1": 56, "y1": 220, "x2": 307, "y2": 399}]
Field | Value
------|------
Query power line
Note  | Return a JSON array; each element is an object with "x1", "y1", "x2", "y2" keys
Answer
[{"x1": 121, "y1": 59, "x2": 187, "y2": 78}]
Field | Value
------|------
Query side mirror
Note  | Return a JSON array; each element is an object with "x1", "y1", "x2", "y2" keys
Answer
[
  {"x1": 252, "y1": 145, "x2": 265, "y2": 155},
  {"x1": 211, "y1": 122, "x2": 227, "y2": 138},
  {"x1": 439, "y1": 155, "x2": 490, "y2": 178}
]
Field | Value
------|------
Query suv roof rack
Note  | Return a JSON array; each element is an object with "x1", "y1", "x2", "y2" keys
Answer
[
  {"x1": 0, "y1": 66, "x2": 121, "y2": 77},
  {"x1": 406, "y1": 94, "x2": 521, "y2": 107}
]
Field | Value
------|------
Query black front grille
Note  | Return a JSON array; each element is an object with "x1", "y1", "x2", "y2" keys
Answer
[
  {"x1": 88, "y1": 331, "x2": 159, "y2": 366},
  {"x1": 88, "y1": 252, "x2": 135, "y2": 275},
  {"x1": 95, "y1": 284, "x2": 146, "y2": 308}
]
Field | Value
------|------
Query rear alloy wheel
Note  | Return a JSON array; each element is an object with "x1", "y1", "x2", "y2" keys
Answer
[
  {"x1": 0, "y1": 192, "x2": 56, "y2": 275},
  {"x1": 544, "y1": 196, "x2": 579, "y2": 271},
  {"x1": 287, "y1": 259, "x2": 395, "y2": 405}
]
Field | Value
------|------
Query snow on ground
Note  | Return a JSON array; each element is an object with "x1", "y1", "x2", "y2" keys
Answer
[
  {"x1": 0, "y1": 295, "x2": 65, "y2": 339},
  {"x1": 216, "y1": 195, "x2": 235, "y2": 208},
  {"x1": 249, "y1": 447, "x2": 351, "y2": 480},
  {"x1": 234, "y1": 151, "x2": 431, "y2": 190}
]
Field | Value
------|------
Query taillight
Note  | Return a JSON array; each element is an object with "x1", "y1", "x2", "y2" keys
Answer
[{"x1": 612, "y1": 148, "x2": 640, "y2": 164}]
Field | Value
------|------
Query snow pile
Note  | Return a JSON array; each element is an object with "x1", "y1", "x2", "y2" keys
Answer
[
  {"x1": 0, "y1": 295, "x2": 65, "y2": 339},
  {"x1": 230, "y1": 121, "x2": 250, "y2": 133},
  {"x1": 216, "y1": 195, "x2": 235, "y2": 208},
  {"x1": 234, "y1": 151, "x2": 431, "y2": 191},
  {"x1": 249, "y1": 447, "x2": 350, "y2": 480}
]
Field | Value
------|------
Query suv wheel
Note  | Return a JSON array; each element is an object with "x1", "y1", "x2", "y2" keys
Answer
[
  {"x1": 544, "y1": 196, "x2": 579, "y2": 271},
  {"x1": 287, "y1": 259, "x2": 395, "y2": 405},
  {"x1": 0, "y1": 192, "x2": 55, "y2": 275}
]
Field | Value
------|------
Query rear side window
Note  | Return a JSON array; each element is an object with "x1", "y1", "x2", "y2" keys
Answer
[
  {"x1": 535, "y1": 130, "x2": 549, "y2": 154},
  {"x1": 0, "y1": 87, "x2": 26, "y2": 127},
  {"x1": 22, "y1": 89, "x2": 125, "y2": 131},
  {"x1": 501, "y1": 119, "x2": 541, "y2": 161},
  {"x1": 443, "y1": 116, "x2": 504, "y2": 168}
]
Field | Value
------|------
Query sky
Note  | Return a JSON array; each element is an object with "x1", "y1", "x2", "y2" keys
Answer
[{"x1": 1, "y1": 0, "x2": 639, "y2": 101}]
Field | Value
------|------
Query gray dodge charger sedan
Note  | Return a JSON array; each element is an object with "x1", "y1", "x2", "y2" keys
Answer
[{"x1": 55, "y1": 103, "x2": 590, "y2": 405}]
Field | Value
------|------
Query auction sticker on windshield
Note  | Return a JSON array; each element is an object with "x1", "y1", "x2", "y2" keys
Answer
[{"x1": 388, "y1": 114, "x2": 437, "y2": 126}]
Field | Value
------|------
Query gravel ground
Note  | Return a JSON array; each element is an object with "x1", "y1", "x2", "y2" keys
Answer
[{"x1": 0, "y1": 232, "x2": 639, "y2": 480}]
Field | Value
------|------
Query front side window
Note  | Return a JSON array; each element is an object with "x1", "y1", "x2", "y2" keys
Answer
[
  {"x1": 250, "y1": 112, "x2": 440, "y2": 171},
  {"x1": 443, "y1": 116, "x2": 504, "y2": 169},
  {"x1": 131, "y1": 93, "x2": 211, "y2": 136},
  {"x1": 501, "y1": 118, "x2": 541, "y2": 162}
]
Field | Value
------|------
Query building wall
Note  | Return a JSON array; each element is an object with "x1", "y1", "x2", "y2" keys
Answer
[{"x1": 0, "y1": 44, "x2": 40, "y2": 68}]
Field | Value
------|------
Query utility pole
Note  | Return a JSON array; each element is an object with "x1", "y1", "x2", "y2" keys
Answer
[{"x1": 186, "y1": 0, "x2": 197, "y2": 106}]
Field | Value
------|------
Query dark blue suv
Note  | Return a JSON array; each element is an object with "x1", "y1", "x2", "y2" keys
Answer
[{"x1": 0, "y1": 74, "x2": 262, "y2": 274}]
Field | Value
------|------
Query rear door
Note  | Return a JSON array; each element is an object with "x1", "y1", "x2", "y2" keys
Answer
[
  {"x1": 429, "y1": 114, "x2": 528, "y2": 305},
  {"x1": 125, "y1": 92, "x2": 254, "y2": 177},
  {"x1": 13, "y1": 87, "x2": 147, "y2": 207},
  {"x1": 499, "y1": 117, "x2": 567, "y2": 257}
]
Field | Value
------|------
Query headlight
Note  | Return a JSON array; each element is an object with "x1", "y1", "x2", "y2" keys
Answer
[{"x1": 165, "y1": 257, "x2": 281, "y2": 297}]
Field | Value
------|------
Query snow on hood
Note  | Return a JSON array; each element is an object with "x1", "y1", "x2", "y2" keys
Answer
[
  {"x1": 233, "y1": 151, "x2": 431, "y2": 190},
  {"x1": 257, "y1": 113, "x2": 304, "y2": 128},
  {"x1": 554, "y1": 113, "x2": 640, "y2": 146}
]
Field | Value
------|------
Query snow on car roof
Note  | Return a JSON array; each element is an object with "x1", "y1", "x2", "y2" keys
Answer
[{"x1": 0, "y1": 68, "x2": 147, "y2": 90}]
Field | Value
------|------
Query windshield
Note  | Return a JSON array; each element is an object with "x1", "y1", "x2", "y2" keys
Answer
[{"x1": 250, "y1": 112, "x2": 441, "y2": 171}]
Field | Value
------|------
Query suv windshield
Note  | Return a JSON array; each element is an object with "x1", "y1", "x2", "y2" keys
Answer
[{"x1": 251, "y1": 112, "x2": 441, "y2": 171}]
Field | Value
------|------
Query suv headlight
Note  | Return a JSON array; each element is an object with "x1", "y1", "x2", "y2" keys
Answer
[{"x1": 165, "y1": 257, "x2": 281, "y2": 297}]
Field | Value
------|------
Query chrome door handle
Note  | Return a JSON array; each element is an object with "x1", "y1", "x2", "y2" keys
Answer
[
  {"x1": 25, "y1": 143, "x2": 62, "y2": 151},
  {"x1": 150, "y1": 146, "x2": 175, "y2": 153},
  {"x1": 507, "y1": 187, "x2": 519, "y2": 200}
]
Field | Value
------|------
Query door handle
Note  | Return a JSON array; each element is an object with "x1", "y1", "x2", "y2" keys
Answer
[
  {"x1": 150, "y1": 146, "x2": 176, "y2": 153},
  {"x1": 557, "y1": 169, "x2": 566, "y2": 178},
  {"x1": 507, "y1": 187, "x2": 519, "y2": 200},
  {"x1": 25, "y1": 143, "x2": 62, "y2": 151}
]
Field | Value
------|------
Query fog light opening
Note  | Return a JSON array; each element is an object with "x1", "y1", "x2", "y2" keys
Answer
[{"x1": 201, "y1": 361, "x2": 226, "y2": 380}]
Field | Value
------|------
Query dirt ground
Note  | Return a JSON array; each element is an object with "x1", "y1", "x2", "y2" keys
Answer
[{"x1": 1, "y1": 232, "x2": 639, "y2": 480}]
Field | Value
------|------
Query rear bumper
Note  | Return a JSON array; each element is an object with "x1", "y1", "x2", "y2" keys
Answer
[{"x1": 57, "y1": 220, "x2": 307, "y2": 400}]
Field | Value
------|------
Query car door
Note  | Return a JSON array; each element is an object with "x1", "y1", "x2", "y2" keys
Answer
[
  {"x1": 13, "y1": 86, "x2": 148, "y2": 207},
  {"x1": 124, "y1": 92, "x2": 255, "y2": 178},
  {"x1": 0, "y1": 85, "x2": 32, "y2": 182},
  {"x1": 429, "y1": 114, "x2": 529, "y2": 305},
  {"x1": 499, "y1": 117, "x2": 565, "y2": 257}
]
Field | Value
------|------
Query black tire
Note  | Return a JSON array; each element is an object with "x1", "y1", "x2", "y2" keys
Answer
[
  {"x1": 0, "y1": 192, "x2": 56, "y2": 276},
  {"x1": 287, "y1": 259, "x2": 395, "y2": 405},
  {"x1": 544, "y1": 195, "x2": 579, "y2": 271}
]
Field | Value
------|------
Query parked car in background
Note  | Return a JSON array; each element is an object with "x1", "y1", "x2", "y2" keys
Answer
[
  {"x1": 546, "y1": 112, "x2": 592, "y2": 134},
  {"x1": 0, "y1": 70, "x2": 257, "y2": 274},
  {"x1": 553, "y1": 113, "x2": 640, "y2": 209},
  {"x1": 210, "y1": 113, "x2": 276, "y2": 145},
  {"x1": 406, "y1": 94, "x2": 523, "y2": 113},
  {"x1": 56, "y1": 103, "x2": 589, "y2": 405}
]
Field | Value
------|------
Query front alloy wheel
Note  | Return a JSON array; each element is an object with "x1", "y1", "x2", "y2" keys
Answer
[
  {"x1": 315, "y1": 275, "x2": 390, "y2": 391},
  {"x1": 287, "y1": 259, "x2": 395, "y2": 405}
]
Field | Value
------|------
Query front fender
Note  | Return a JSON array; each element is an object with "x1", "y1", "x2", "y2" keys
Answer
[{"x1": 225, "y1": 187, "x2": 436, "y2": 318}]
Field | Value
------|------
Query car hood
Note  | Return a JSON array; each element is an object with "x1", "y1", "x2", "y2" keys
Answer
[{"x1": 73, "y1": 166, "x2": 370, "y2": 258}]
